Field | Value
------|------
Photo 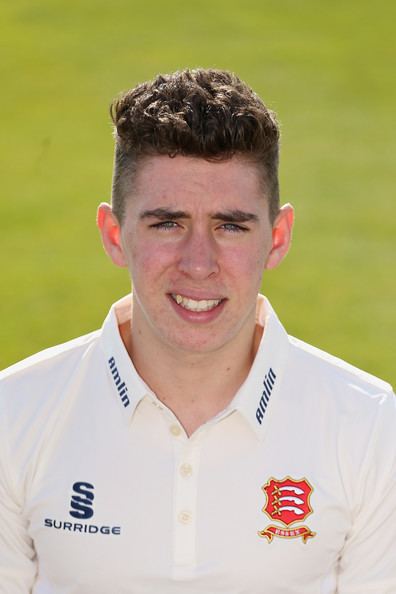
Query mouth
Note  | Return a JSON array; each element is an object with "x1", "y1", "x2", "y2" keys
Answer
[{"x1": 170, "y1": 293, "x2": 224, "y2": 312}]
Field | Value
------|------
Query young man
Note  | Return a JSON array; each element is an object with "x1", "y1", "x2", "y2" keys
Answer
[{"x1": 0, "y1": 69, "x2": 395, "y2": 593}]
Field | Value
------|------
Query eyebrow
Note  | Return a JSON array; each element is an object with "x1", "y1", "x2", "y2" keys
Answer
[
  {"x1": 140, "y1": 208, "x2": 189, "y2": 221},
  {"x1": 211, "y1": 210, "x2": 259, "y2": 223},
  {"x1": 140, "y1": 207, "x2": 259, "y2": 223}
]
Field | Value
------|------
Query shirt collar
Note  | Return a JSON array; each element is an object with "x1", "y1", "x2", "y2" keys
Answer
[
  {"x1": 100, "y1": 294, "x2": 149, "y2": 423},
  {"x1": 99, "y1": 294, "x2": 290, "y2": 434},
  {"x1": 229, "y1": 294, "x2": 290, "y2": 440}
]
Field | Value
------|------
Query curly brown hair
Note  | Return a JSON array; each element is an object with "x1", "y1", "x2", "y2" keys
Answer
[{"x1": 110, "y1": 68, "x2": 280, "y2": 223}]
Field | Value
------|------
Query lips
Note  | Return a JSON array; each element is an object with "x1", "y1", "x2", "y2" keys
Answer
[{"x1": 170, "y1": 293, "x2": 223, "y2": 312}]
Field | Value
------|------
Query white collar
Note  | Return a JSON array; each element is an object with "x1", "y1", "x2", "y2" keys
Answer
[
  {"x1": 99, "y1": 294, "x2": 290, "y2": 439},
  {"x1": 230, "y1": 294, "x2": 290, "y2": 440}
]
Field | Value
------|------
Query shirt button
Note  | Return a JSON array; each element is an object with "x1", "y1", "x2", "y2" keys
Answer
[
  {"x1": 178, "y1": 511, "x2": 192, "y2": 524},
  {"x1": 180, "y1": 463, "x2": 193, "y2": 478},
  {"x1": 170, "y1": 424, "x2": 182, "y2": 437}
]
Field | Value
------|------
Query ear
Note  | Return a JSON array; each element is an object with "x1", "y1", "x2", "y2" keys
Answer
[
  {"x1": 265, "y1": 204, "x2": 294, "y2": 270},
  {"x1": 97, "y1": 202, "x2": 127, "y2": 268}
]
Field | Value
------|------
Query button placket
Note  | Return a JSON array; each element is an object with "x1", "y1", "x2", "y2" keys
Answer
[
  {"x1": 172, "y1": 437, "x2": 201, "y2": 570},
  {"x1": 179, "y1": 462, "x2": 193, "y2": 478}
]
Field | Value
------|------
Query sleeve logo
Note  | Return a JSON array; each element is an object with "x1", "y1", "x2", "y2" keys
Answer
[{"x1": 258, "y1": 476, "x2": 316, "y2": 543}]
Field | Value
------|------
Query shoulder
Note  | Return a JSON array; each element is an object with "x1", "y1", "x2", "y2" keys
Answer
[
  {"x1": 281, "y1": 336, "x2": 396, "y2": 491},
  {"x1": 0, "y1": 330, "x2": 102, "y2": 418},
  {"x1": 284, "y1": 335, "x2": 395, "y2": 424},
  {"x1": 1, "y1": 329, "x2": 101, "y2": 379},
  {"x1": 0, "y1": 330, "x2": 106, "y2": 489},
  {"x1": 288, "y1": 335, "x2": 392, "y2": 393}
]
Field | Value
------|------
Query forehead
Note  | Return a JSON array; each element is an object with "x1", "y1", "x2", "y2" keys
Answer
[{"x1": 129, "y1": 155, "x2": 266, "y2": 211}]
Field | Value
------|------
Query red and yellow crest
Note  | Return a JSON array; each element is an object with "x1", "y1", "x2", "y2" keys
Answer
[{"x1": 258, "y1": 476, "x2": 316, "y2": 543}]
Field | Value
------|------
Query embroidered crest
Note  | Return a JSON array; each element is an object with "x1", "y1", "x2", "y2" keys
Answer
[{"x1": 258, "y1": 476, "x2": 316, "y2": 543}]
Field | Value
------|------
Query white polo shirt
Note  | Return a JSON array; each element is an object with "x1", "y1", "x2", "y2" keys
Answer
[{"x1": 1, "y1": 295, "x2": 395, "y2": 594}]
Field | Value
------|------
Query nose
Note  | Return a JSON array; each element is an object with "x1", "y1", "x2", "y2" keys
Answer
[{"x1": 177, "y1": 228, "x2": 219, "y2": 279}]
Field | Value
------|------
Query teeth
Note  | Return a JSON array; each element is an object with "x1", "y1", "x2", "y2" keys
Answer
[{"x1": 172, "y1": 294, "x2": 222, "y2": 312}]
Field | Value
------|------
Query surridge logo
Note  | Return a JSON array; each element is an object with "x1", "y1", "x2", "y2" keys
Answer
[
  {"x1": 44, "y1": 480, "x2": 121, "y2": 536},
  {"x1": 108, "y1": 356, "x2": 130, "y2": 408},
  {"x1": 70, "y1": 481, "x2": 94, "y2": 519}
]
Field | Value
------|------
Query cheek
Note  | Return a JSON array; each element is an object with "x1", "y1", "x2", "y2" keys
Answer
[
  {"x1": 127, "y1": 238, "x2": 176, "y2": 278},
  {"x1": 225, "y1": 244, "x2": 268, "y2": 278}
]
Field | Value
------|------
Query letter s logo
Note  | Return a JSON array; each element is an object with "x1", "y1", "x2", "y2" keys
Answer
[{"x1": 70, "y1": 481, "x2": 95, "y2": 520}]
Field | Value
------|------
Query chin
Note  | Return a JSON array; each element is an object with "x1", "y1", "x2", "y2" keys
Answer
[{"x1": 162, "y1": 331, "x2": 234, "y2": 355}]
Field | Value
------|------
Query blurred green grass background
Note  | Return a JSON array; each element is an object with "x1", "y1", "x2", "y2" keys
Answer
[{"x1": 1, "y1": 0, "x2": 395, "y2": 385}]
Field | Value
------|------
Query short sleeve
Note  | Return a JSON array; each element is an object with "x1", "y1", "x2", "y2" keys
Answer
[
  {"x1": 0, "y1": 391, "x2": 37, "y2": 593},
  {"x1": 337, "y1": 390, "x2": 396, "y2": 593}
]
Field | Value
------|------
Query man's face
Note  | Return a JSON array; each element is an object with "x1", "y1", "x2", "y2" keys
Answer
[{"x1": 99, "y1": 155, "x2": 293, "y2": 355}]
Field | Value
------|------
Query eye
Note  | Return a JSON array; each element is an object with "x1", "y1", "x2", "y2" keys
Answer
[
  {"x1": 150, "y1": 221, "x2": 180, "y2": 230},
  {"x1": 219, "y1": 223, "x2": 249, "y2": 233}
]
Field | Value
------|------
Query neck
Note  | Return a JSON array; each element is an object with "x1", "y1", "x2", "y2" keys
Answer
[{"x1": 119, "y1": 310, "x2": 263, "y2": 436}]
